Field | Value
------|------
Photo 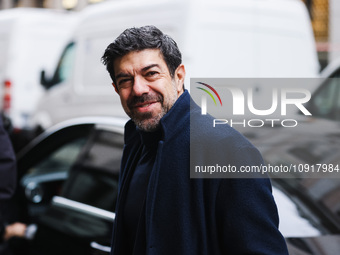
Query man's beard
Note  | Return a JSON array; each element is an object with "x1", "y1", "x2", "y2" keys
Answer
[{"x1": 127, "y1": 85, "x2": 177, "y2": 132}]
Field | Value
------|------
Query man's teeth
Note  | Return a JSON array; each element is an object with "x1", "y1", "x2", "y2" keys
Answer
[{"x1": 140, "y1": 103, "x2": 151, "y2": 107}]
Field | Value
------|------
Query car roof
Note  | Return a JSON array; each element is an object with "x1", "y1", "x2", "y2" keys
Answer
[
  {"x1": 17, "y1": 116, "x2": 128, "y2": 159},
  {"x1": 43, "y1": 116, "x2": 127, "y2": 135}
]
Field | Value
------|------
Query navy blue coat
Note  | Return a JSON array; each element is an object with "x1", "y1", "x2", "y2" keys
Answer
[{"x1": 111, "y1": 90, "x2": 288, "y2": 255}]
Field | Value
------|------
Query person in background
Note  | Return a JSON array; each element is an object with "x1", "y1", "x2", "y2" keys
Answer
[{"x1": 0, "y1": 116, "x2": 26, "y2": 244}]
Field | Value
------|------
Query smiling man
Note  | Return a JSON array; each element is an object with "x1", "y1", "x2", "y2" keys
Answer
[
  {"x1": 112, "y1": 49, "x2": 184, "y2": 132},
  {"x1": 102, "y1": 25, "x2": 288, "y2": 255}
]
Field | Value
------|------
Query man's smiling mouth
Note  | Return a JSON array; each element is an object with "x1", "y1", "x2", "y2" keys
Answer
[
  {"x1": 132, "y1": 101, "x2": 161, "y2": 113},
  {"x1": 134, "y1": 101, "x2": 158, "y2": 108}
]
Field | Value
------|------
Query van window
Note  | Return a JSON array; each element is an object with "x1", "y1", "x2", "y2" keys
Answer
[
  {"x1": 45, "y1": 42, "x2": 76, "y2": 88},
  {"x1": 58, "y1": 42, "x2": 76, "y2": 83}
]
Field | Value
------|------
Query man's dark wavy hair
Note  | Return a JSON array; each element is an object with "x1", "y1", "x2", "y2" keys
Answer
[{"x1": 101, "y1": 25, "x2": 182, "y2": 85}]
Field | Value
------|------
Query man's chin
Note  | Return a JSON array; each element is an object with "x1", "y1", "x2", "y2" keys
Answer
[{"x1": 132, "y1": 116, "x2": 162, "y2": 132}]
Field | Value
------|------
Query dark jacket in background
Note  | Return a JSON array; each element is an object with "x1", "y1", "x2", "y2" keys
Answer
[
  {"x1": 111, "y1": 90, "x2": 288, "y2": 255},
  {"x1": 0, "y1": 117, "x2": 16, "y2": 201},
  {"x1": 0, "y1": 116, "x2": 17, "y2": 240}
]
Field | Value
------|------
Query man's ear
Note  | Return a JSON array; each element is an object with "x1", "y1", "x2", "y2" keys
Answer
[
  {"x1": 112, "y1": 82, "x2": 119, "y2": 94},
  {"x1": 175, "y1": 64, "x2": 186, "y2": 94}
]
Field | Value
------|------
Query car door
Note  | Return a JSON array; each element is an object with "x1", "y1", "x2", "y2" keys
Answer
[
  {"x1": 9, "y1": 122, "x2": 123, "y2": 255},
  {"x1": 30, "y1": 127, "x2": 123, "y2": 255}
]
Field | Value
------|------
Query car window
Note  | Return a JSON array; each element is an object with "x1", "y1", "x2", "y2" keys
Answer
[
  {"x1": 21, "y1": 137, "x2": 88, "y2": 204},
  {"x1": 311, "y1": 78, "x2": 339, "y2": 119},
  {"x1": 334, "y1": 74, "x2": 340, "y2": 120},
  {"x1": 23, "y1": 137, "x2": 86, "y2": 177},
  {"x1": 61, "y1": 129, "x2": 123, "y2": 211}
]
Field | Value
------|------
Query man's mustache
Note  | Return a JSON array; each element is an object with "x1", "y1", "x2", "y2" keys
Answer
[{"x1": 127, "y1": 93, "x2": 163, "y2": 108}]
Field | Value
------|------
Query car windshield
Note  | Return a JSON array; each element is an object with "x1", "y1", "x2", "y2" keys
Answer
[
  {"x1": 273, "y1": 185, "x2": 321, "y2": 237},
  {"x1": 273, "y1": 177, "x2": 340, "y2": 237}
]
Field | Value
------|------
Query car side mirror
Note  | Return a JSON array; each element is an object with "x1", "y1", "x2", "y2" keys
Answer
[
  {"x1": 40, "y1": 70, "x2": 58, "y2": 90},
  {"x1": 40, "y1": 70, "x2": 50, "y2": 89}
]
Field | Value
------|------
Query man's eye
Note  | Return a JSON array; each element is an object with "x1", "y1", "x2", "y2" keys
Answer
[
  {"x1": 120, "y1": 79, "x2": 129, "y2": 84},
  {"x1": 146, "y1": 71, "x2": 158, "y2": 76},
  {"x1": 118, "y1": 79, "x2": 132, "y2": 88}
]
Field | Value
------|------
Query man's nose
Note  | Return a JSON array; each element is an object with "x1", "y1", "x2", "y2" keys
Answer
[{"x1": 132, "y1": 76, "x2": 149, "y2": 96}]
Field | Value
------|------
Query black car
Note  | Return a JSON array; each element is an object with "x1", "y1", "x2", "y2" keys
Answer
[
  {"x1": 3, "y1": 116, "x2": 340, "y2": 255},
  {"x1": 4, "y1": 117, "x2": 126, "y2": 255},
  {"x1": 240, "y1": 111, "x2": 340, "y2": 254}
]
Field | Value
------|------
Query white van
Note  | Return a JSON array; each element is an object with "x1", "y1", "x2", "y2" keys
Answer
[
  {"x1": 0, "y1": 8, "x2": 78, "y2": 139},
  {"x1": 32, "y1": 0, "x2": 319, "y2": 130}
]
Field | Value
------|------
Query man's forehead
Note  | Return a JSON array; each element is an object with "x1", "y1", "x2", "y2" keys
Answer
[{"x1": 113, "y1": 49, "x2": 165, "y2": 72}]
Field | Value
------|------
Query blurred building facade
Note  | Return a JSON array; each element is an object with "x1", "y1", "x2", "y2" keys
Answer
[
  {"x1": 0, "y1": 0, "x2": 104, "y2": 10},
  {"x1": 303, "y1": 0, "x2": 340, "y2": 68},
  {"x1": 0, "y1": 0, "x2": 339, "y2": 69}
]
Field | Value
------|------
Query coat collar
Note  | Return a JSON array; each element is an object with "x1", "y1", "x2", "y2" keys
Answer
[{"x1": 160, "y1": 89, "x2": 190, "y2": 141}]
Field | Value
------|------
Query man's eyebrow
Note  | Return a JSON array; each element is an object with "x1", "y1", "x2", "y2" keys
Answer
[
  {"x1": 115, "y1": 72, "x2": 131, "y2": 81},
  {"x1": 115, "y1": 64, "x2": 160, "y2": 81},
  {"x1": 141, "y1": 64, "x2": 160, "y2": 72}
]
